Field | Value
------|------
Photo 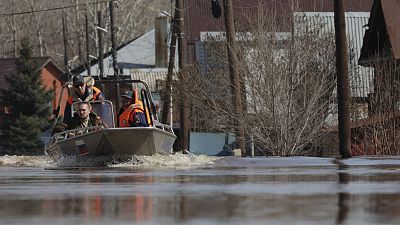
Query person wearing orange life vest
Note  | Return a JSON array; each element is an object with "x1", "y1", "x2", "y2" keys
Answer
[
  {"x1": 63, "y1": 75, "x2": 106, "y2": 123},
  {"x1": 118, "y1": 89, "x2": 151, "y2": 127}
]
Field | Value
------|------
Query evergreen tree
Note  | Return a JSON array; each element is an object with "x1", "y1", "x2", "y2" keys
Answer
[{"x1": 0, "y1": 38, "x2": 53, "y2": 155}]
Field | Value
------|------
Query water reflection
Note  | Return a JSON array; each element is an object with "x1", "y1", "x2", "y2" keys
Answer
[
  {"x1": 336, "y1": 163, "x2": 350, "y2": 224},
  {"x1": 1, "y1": 158, "x2": 400, "y2": 225},
  {"x1": 39, "y1": 175, "x2": 155, "y2": 222}
]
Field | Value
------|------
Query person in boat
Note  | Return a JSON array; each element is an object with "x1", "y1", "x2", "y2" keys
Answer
[
  {"x1": 50, "y1": 102, "x2": 106, "y2": 136},
  {"x1": 118, "y1": 90, "x2": 134, "y2": 116},
  {"x1": 63, "y1": 75, "x2": 106, "y2": 123},
  {"x1": 67, "y1": 102, "x2": 106, "y2": 130},
  {"x1": 118, "y1": 90, "x2": 150, "y2": 127}
]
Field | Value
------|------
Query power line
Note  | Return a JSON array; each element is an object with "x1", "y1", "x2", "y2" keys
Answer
[{"x1": 0, "y1": 0, "x2": 110, "y2": 17}]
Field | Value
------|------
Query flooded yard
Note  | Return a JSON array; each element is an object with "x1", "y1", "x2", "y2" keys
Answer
[{"x1": 0, "y1": 155, "x2": 399, "y2": 225}]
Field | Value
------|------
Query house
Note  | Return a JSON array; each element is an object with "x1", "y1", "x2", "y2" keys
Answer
[
  {"x1": 359, "y1": 0, "x2": 400, "y2": 66},
  {"x1": 182, "y1": 0, "x2": 375, "y2": 155},
  {"x1": 349, "y1": 0, "x2": 400, "y2": 155},
  {"x1": 311, "y1": 0, "x2": 400, "y2": 156},
  {"x1": 186, "y1": 1, "x2": 374, "y2": 113},
  {"x1": 184, "y1": 0, "x2": 373, "y2": 64},
  {"x1": 0, "y1": 57, "x2": 67, "y2": 121},
  {"x1": 358, "y1": 0, "x2": 400, "y2": 114}
]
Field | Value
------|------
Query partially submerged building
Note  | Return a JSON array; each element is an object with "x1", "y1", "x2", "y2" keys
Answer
[
  {"x1": 359, "y1": 0, "x2": 400, "y2": 66},
  {"x1": 351, "y1": 0, "x2": 400, "y2": 155},
  {"x1": 183, "y1": 0, "x2": 375, "y2": 155}
]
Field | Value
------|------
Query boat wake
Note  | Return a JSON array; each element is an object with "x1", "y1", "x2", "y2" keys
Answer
[
  {"x1": 0, "y1": 155, "x2": 53, "y2": 167},
  {"x1": 111, "y1": 152, "x2": 218, "y2": 168},
  {"x1": 0, "y1": 153, "x2": 218, "y2": 168}
]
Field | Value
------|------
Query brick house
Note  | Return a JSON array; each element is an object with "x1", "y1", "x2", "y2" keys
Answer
[{"x1": 0, "y1": 57, "x2": 67, "y2": 125}]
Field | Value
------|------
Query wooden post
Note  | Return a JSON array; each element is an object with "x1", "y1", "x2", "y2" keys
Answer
[
  {"x1": 85, "y1": 14, "x2": 91, "y2": 76},
  {"x1": 12, "y1": 0, "x2": 17, "y2": 57},
  {"x1": 334, "y1": 0, "x2": 352, "y2": 158},
  {"x1": 97, "y1": 11, "x2": 104, "y2": 78},
  {"x1": 176, "y1": 0, "x2": 190, "y2": 152},
  {"x1": 109, "y1": 0, "x2": 121, "y2": 113},
  {"x1": 161, "y1": 6, "x2": 179, "y2": 127},
  {"x1": 109, "y1": 0, "x2": 118, "y2": 78},
  {"x1": 74, "y1": 0, "x2": 83, "y2": 63},
  {"x1": 223, "y1": 0, "x2": 246, "y2": 156},
  {"x1": 62, "y1": 11, "x2": 70, "y2": 81}
]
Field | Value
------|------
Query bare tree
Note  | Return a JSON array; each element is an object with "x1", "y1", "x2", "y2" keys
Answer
[
  {"x1": 184, "y1": 6, "x2": 337, "y2": 156},
  {"x1": 0, "y1": 0, "x2": 170, "y2": 68},
  {"x1": 352, "y1": 60, "x2": 400, "y2": 156}
]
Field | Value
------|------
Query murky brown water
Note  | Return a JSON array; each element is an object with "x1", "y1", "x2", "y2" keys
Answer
[{"x1": 0, "y1": 155, "x2": 399, "y2": 225}]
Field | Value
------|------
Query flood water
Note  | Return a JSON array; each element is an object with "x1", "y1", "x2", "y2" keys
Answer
[{"x1": 1, "y1": 154, "x2": 400, "y2": 225}]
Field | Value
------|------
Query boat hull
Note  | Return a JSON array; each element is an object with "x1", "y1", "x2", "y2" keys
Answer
[{"x1": 46, "y1": 127, "x2": 176, "y2": 162}]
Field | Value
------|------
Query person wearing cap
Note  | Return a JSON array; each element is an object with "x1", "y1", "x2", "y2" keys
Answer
[
  {"x1": 118, "y1": 90, "x2": 134, "y2": 116},
  {"x1": 118, "y1": 89, "x2": 149, "y2": 127},
  {"x1": 63, "y1": 75, "x2": 106, "y2": 123}
]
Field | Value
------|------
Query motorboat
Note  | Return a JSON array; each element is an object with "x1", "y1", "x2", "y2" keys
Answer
[{"x1": 45, "y1": 80, "x2": 176, "y2": 163}]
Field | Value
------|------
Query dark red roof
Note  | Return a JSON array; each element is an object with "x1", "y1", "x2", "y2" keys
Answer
[
  {"x1": 359, "y1": 0, "x2": 400, "y2": 64},
  {"x1": 185, "y1": 0, "x2": 373, "y2": 42},
  {"x1": 0, "y1": 57, "x2": 64, "y2": 91},
  {"x1": 184, "y1": 0, "x2": 373, "y2": 63}
]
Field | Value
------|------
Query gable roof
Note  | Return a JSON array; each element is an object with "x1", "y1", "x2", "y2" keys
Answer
[
  {"x1": 184, "y1": 0, "x2": 373, "y2": 63},
  {"x1": 37, "y1": 57, "x2": 65, "y2": 76},
  {"x1": 0, "y1": 57, "x2": 65, "y2": 90},
  {"x1": 359, "y1": 0, "x2": 400, "y2": 65},
  {"x1": 382, "y1": 0, "x2": 400, "y2": 60},
  {"x1": 185, "y1": 0, "x2": 373, "y2": 43},
  {"x1": 72, "y1": 19, "x2": 174, "y2": 77},
  {"x1": 70, "y1": 35, "x2": 142, "y2": 76}
]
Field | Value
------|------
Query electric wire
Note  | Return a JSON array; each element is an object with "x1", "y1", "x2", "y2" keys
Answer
[{"x1": 0, "y1": 0, "x2": 110, "y2": 17}]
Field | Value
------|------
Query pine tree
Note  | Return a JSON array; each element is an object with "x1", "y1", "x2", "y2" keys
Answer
[{"x1": 0, "y1": 38, "x2": 53, "y2": 155}]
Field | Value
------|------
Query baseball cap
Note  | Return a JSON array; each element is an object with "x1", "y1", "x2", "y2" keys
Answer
[
  {"x1": 121, "y1": 90, "x2": 133, "y2": 99},
  {"x1": 72, "y1": 75, "x2": 85, "y2": 85}
]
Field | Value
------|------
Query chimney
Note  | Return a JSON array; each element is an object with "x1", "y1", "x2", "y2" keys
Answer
[{"x1": 155, "y1": 15, "x2": 168, "y2": 68}]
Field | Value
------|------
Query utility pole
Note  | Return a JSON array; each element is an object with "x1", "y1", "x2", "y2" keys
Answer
[
  {"x1": 176, "y1": 0, "x2": 190, "y2": 152},
  {"x1": 75, "y1": 0, "x2": 83, "y2": 63},
  {"x1": 334, "y1": 0, "x2": 352, "y2": 158},
  {"x1": 162, "y1": 3, "x2": 179, "y2": 127},
  {"x1": 97, "y1": 11, "x2": 104, "y2": 78},
  {"x1": 109, "y1": 0, "x2": 118, "y2": 77},
  {"x1": 109, "y1": 0, "x2": 121, "y2": 112},
  {"x1": 85, "y1": 14, "x2": 91, "y2": 76},
  {"x1": 12, "y1": 0, "x2": 17, "y2": 57},
  {"x1": 62, "y1": 11, "x2": 71, "y2": 81},
  {"x1": 223, "y1": 0, "x2": 246, "y2": 156}
]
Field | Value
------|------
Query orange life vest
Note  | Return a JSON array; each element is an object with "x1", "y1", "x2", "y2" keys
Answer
[
  {"x1": 67, "y1": 86, "x2": 102, "y2": 104},
  {"x1": 119, "y1": 90, "x2": 151, "y2": 127}
]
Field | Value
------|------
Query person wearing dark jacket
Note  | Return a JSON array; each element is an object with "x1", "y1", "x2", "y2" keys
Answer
[{"x1": 67, "y1": 102, "x2": 105, "y2": 130}]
